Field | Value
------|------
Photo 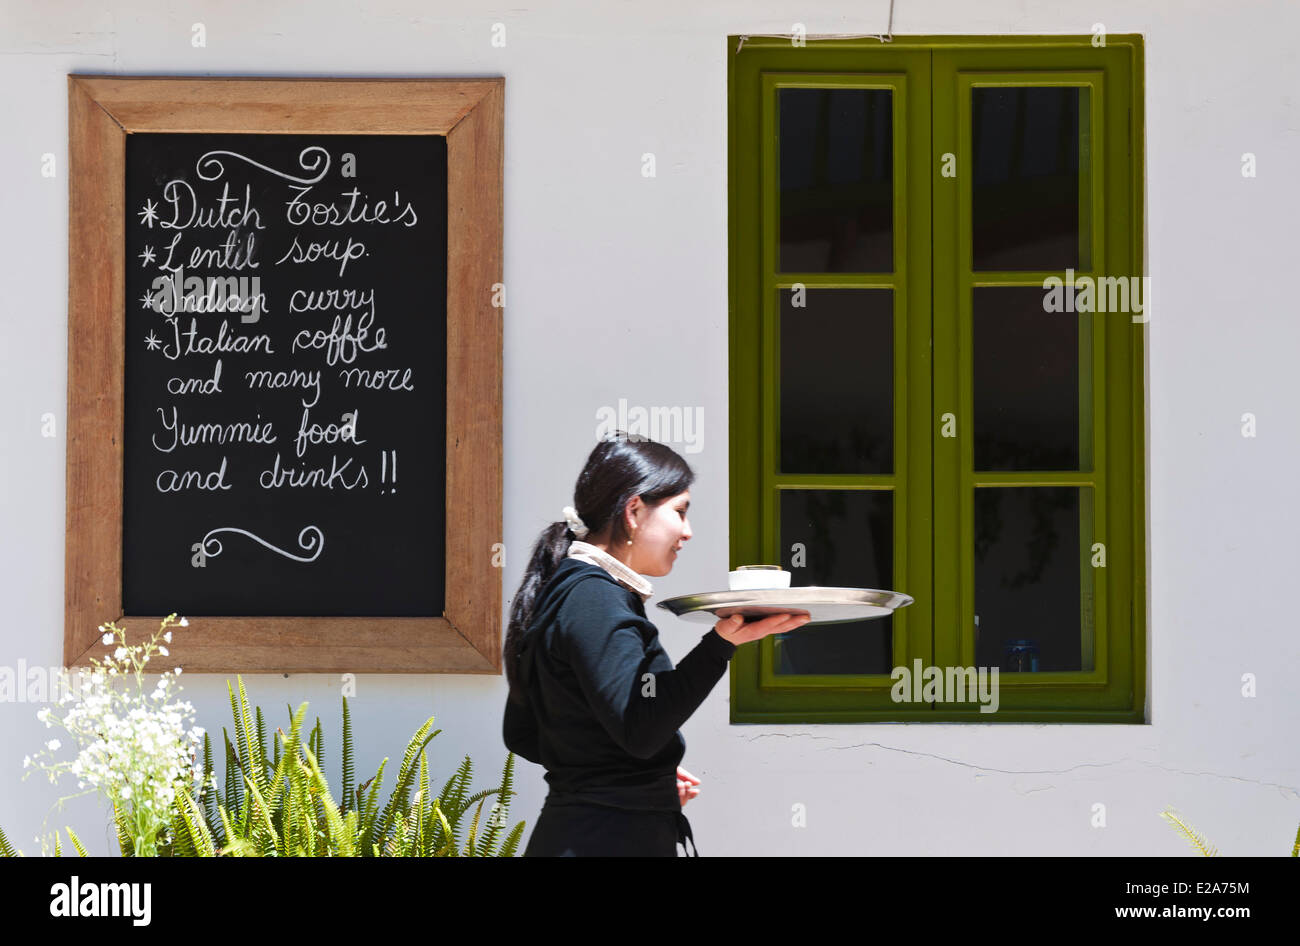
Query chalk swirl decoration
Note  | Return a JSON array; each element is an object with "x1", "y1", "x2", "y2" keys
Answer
[
  {"x1": 196, "y1": 146, "x2": 331, "y2": 185},
  {"x1": 199, "y1": 526, "x2": 324, "y2": 563}
]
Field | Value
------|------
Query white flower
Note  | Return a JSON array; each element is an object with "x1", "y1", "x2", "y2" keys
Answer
[
  {"x1": 46, "y1": 739, "x2": 60, "y2": 751},
  {"x1": 23, "y1": 756, "x2": 31, "y2": 768},
  {"x1": 178, "y1": 618, "x2": 188, "y2": 627},
  {"x1": 121, "y1": 785, "x2": 132, "y2": 799},
  {"x1": 113, "y1": 647, "x2": 127, "y2": 660},
  {"x1": 174, "y1": 668, "x2": 182, "y2": 676},
  {"x1": 158, "y1": 646, "x2": 168, "y2": 656},
  {"x1": 36, "y1": 708, "x2": 50, "y2": 722},
  {"x1": 163, "y1": 631, "x2": 172, "y2": 643},
  {"x1": 102, "y1": 632, "x2": 114, "y2": 645}
]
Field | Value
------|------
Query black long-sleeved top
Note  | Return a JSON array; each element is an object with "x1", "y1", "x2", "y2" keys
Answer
[{"x1": 503, "y1": 557, "x2": 736, "y2": 811}]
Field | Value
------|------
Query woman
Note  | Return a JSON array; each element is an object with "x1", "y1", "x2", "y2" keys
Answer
[{"x1": 502, "y1": 433, "x2": 810, "y2": 856}]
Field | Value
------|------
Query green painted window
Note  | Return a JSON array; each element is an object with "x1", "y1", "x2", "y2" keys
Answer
[{"x1": 728, "y1": 35, "x2": 1145, "y2": 722}]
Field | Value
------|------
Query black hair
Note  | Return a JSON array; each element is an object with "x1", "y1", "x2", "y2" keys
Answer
[{"x1": 504, "y1": 431, "x2": 694, "y2": 706}]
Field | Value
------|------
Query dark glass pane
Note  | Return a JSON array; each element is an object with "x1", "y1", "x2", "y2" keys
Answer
[
  {"x1": 974, "y1": 487, "x2": 1091, "y2": 673},
  {"x1": 973, "y1": 287, "x2": 1079, "y2": 471},
  {"x1": 780, "y1": 288, "x2": 893, "y2": 474},
  {"x1": 972, "y1": 86, "x2": 1083, "y2": 271},
  {"x1": 779, "y1": 87, "x2": 892, "y2": 272},
  {"x1": 777, "y1": 489, "x2": 893, "y2": 675}
]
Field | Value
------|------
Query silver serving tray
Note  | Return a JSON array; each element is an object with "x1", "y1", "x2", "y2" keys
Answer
[{"x1": 656, "y1": 587, "x2": 913, "y2": 627}]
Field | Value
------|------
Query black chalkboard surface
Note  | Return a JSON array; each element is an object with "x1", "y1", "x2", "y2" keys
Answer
[{"x1": 122, "y1": 133, "x2": 447, "y2": 616}]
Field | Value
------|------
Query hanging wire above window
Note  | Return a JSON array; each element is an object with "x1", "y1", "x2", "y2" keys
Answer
[{"x1": 735, "y1": 0, "x2": 894, "y2": 52}]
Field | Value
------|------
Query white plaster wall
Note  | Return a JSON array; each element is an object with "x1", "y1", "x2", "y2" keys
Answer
[{"x1": 1, "y1": 0, "x2": 1297, "y2": 856}]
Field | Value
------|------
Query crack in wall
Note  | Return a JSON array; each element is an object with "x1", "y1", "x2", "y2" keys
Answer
[{"x1": 739, "y1": 736, "x2": 1300, "y2": 797}]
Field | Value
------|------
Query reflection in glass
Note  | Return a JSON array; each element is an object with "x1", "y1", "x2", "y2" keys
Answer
[
  {"x1": 780, "y1": 288, "x2": 893, "y2": 475},
  {"x1": 972, "y1": 86, "x2": 1085, "y2": 271},
  {"x1": 974, "y1": 486, "x2": 1091, "y2": 673},
  {"x1": 779, "y1": 87, "x2": 893, "y2": 272},
  {"x1": 777, "y1": 489, "x2": 893, "y2": 675},
  {"x1": 973, "y1": 287, "x2": 1080, "y2": 471}
]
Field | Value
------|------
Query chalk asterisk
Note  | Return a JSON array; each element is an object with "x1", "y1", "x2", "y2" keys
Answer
[
  {"x1": 140, "y1": 291, "x2": 155, "y2": 310},
  {"x1": 144, "y1": 331, "x2": 162, "y2": 351},
  {"x1": 138, "y1": 198, "x2": 158, "y2": 227},
  {"x1": 139, "y1": 246, "x2": 156, "y2": 266}
]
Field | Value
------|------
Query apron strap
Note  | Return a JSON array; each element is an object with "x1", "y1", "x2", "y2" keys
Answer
[{"x1": 675, "y1": 811, "x2": 699, "y2": 857}]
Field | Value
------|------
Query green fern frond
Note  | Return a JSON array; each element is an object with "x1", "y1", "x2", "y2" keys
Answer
[
  {"x1": 268, "y1": 703, "x2": 309, "y2": 825},
  {"x1": 418, "y1": 749, "x2": 430, "y2": 841},
  {"x1": 476, "y1": 752, "x2": 518, "y2": 855},
  {"x1": 310, "y1": 717, "x2": 323, "y2": 778},
  {"x1": 357, "y1": 759, "x2": 388, "y2": 855},
  {"x1": 200, "y1": 732, "x2": 223, "y2": 846},
  {"x1": 341, "y1": 696, "x2": 355, "y2": 816},
  {"x1": 243, "y1": 772, "x2": 282, "y2": 857},
  {"x1": 499, "y1": 821, "x2": 526, "y2": 858},
  {"x1": 301, "y1": 744, "x2": 351, "y2": 857},
  {"x1": 431, "y1": 799, "x2": 455, "y2": 856},
  {"x1": 275, "y1": 707, "x2": 311, "y2": 852},
  {"x1": 226, "y1": 683, "x2": 249, "y2": 779},
  {"x1": 416, "y1": 756, "x2": 429, "y2": 857},
  {"x1": 344, "y1": 810, "x2": 360, "y2": 855},
  {"x1": 178, "y1": 789, "x2": 216, "y2": 857},
  {"x1": 436, "y1": 755, "x2": 472, "y2": 818},
  {"x1": 256, "y1": 705, "x2": 269, "y2": 772},
  {"x1": 1160, "y1": 807, "x2": 1219, "y2": 856},
  {"x1": 222, "y1": 729, "x2": 243, "y2": 821},
  {"x1": 168, "y1": 797, "x2": 197, "y2": 857},
  {"x1": 436, "y1": 755, "x2": 475, "y2": 850},
  {"x1": 292, "y1": 760, "x2": 313, "y2": 857},
  {"x1": 1292, "y1": 820, "x2": 1299, "y2": 857},
  {"x1": 282, "y1": 751, "x2": 297, "y2": 856},
  {"x1": 64, "y1": 827, "x2": 89, "y2": 857},
  {"x1": 374, "y1": 717, "x2": 440, "y2": 846},
  {"x1": 113, "y1": 804, "x2": 133, "y2": 857},
  {"x1": 0, "y1": 822, "x2": 17, "y2": 857},
  {"x1": 234, "y1": 677, "x2": 270, "y2": 802},
  {"x1": 385, "y1": 807, "x2": 410, "y2": 856},
  {"x1": 216, "y1": 805, "x2": 244, "y2": 856},
  {"x1": 464, "y1": 798, "x2": 486, "y2": 856}
]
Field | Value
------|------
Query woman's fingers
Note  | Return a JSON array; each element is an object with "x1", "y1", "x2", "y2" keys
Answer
[
  {"x1": 762, "y1": 612, "x2": 810, "y2": 631},
  {"x1": 745, "y1": 612, "x2": 810, "y2": 642},
  {"x1": 718, "y1": 611, "x2": 812, "y2": 645}
]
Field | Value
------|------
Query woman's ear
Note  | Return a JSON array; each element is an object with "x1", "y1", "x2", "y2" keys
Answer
[{"x1": 624, "y1": 495, "x2": 644, "y2": 534}]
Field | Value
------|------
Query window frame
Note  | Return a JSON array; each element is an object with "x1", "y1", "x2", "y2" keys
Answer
[{"x1": 727, "y1": 34, "x2": 1146, "y2": 723}]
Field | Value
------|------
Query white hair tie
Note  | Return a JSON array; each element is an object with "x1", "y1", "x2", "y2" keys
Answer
[{"x1": 562, "y1": 505, "x2": 589, "y2": 539}]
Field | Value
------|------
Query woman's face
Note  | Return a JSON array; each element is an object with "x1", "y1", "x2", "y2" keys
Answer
[{"x1": 628, "y1": 490, "x2": 692, "y2": 577}]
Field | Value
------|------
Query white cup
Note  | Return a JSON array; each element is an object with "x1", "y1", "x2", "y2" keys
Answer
[{"x1": 728, "y1": 565, "x2": 792, "y2": 591}]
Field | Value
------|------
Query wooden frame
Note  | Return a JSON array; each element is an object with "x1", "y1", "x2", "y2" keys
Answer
[{"x1": 65, "y1": 76, "x2": 503, "y2": 674}]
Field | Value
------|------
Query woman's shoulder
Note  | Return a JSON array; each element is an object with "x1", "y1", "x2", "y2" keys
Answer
[
  {"x1": 553, "y1": 563, "x2": 655, "y2": 639},
  {"x1": 558, "y1": 562, "x2": 641, "y2": 612}
]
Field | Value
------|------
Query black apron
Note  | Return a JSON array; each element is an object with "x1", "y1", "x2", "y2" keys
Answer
[{"x1": 522, "y1": 779, "x2": 699, "y2": 857}]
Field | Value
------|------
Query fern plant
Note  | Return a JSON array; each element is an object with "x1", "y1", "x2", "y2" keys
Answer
[
  {"x1": 149, "y1": 676, "x2": 526, "y2": 857},
  {"x1": 3, "y1": 675, "x2": 526, "y2": 857},
  {"x1": 1160, "y1": 805, "x2": 1300, "y2": 857}
]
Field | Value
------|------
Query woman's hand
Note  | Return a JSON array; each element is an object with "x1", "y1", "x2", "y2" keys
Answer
[
  {"x1": 677, "y1": 766, "x2": 700, "y2": 807},
  {"x1": 713, "y1": 611, "x2": 811, "y2": 646}
]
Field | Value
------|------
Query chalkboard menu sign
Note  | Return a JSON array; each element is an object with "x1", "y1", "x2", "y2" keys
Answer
[
  {"x1": 65, "y1": 77, "x2": 503, "y2": 673},
  {"x1": 123, "y1": 134, "x2": 447, "y2": 616}
]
